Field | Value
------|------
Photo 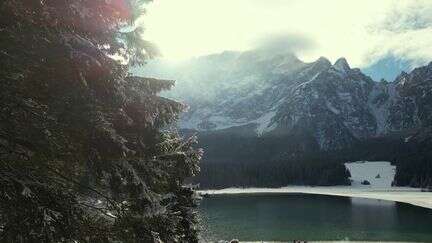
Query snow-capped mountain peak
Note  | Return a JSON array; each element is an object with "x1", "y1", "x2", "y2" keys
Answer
[
  {"x1": 333, "y1": 57, "x2": 351, "y2": 73},
  {"x1": 315, "y1": 56, "x2": 332, "y2": 68}
]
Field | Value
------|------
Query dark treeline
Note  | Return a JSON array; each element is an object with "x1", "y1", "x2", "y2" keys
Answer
[
  {"x1": 192, "y1": 127, "x2": 432, "y2": 189},
  {"x1": 195, "y1": 159, "x2": 350, "y2": 189},
  {"x1": 396, "y1": 156, "x2": 432, "y2": 188},
  {"x1": 188, "y1": 127, "x2": 351, "y2": 188},
  {"x1": 340, "y1": 133, "x2": 432, "y2": 189},
  {"x1": 393, "y1": 130, "x2": 432, "y2": 188}
]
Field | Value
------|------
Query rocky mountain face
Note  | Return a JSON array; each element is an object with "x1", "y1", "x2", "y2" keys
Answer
[
  {"x1": 136, "y1": 50, "x2": 432, "y2": 155},
  {"x1": 135, "y1": 50, "x2": 432, "y2": 188}
]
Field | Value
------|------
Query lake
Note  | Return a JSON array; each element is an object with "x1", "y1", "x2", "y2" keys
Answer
[{"x1": 198, "y1": 193, "x2": 432, "y2": 242}]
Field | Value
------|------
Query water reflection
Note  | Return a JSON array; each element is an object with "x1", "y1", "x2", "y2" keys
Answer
[
  {"x1": 198, "y1": 193, "x2": 432, "y2": 242},
  {"x1": 348, "y1": 198, "x2": 397, "y2": 240}
]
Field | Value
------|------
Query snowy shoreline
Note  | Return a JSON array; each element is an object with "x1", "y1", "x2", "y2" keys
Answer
[
  {"x1": 198, "y1": 186, "x2": 432, "y2": 210},
  {"x1": 199, "y1": 161, "x2": 432, "y2": 210}
]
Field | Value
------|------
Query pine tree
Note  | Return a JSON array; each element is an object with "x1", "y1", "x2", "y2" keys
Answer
[{"x1": 0, "y1": 0, "x2": 201, "y2": 242}]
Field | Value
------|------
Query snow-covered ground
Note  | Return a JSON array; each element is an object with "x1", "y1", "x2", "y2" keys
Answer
[
  {"x1": 199, "y1": 186, "x2": 432, "y2": 209},
  {"x1": 239, "y1": 242, "x2": 415, "y2": 243},
  {"x1": 345, "y1": 161, "x2": 395, "y2": 188},
  {"x1": 199, "y1": 161, "x2": 432, "y2": 210}
]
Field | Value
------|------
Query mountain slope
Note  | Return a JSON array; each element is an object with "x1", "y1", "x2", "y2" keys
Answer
[{"x1": 137, "y1": 51, "x2": 430, "y2": 152}]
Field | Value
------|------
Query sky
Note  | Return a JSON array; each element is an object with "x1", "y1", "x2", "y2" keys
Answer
[{"x1": 143, "y1": 0, "x2": 432, "y2": 68}]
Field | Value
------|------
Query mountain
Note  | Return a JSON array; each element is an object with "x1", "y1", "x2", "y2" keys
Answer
[
  {"x1": 134, "y1": 51, "x2": 432, "y2": 188},
  {"x1": 362, "y1": 55, "x2": 413, "y2": 82},
  {"x1": 137, "y1": 50, "x2": 429, "y2": 151}
]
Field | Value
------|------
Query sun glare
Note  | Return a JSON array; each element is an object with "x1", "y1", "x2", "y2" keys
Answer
[{"x1": 142, "y1": 0, "x2": 432, "y2": 67}]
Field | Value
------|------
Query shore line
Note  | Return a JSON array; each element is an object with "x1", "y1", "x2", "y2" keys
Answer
[
  {"x1": 237, "y1": 242, "x2": 419, "y2": 243},
  {"x1": 235, "y1": 241, "x2": 420, "y2": 243},
  {"x1": 198, "y1": 186, "x2": 432, "y2": 209}
]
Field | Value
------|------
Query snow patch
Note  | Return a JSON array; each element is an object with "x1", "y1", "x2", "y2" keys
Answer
[
  {"x1": 254, "y1": 111, "x2": 277, "y2": 135},
  {"x1": 326, "y1": 101, "x2": 340, "y2": 114},
  {"x1": 199, "y1": 186, "x2": 432, "y2": 209},
  {"x1": 338, "y1": 92, "x2": 352, "y2": 103},
  {"x1": 179, "y1": 109, "x2": 278, "y2": 134},
  {"x1": 345, "y1": 161, "x2": 396, "y2": 188},
  {"x1": 333, "y1": 58, "x2": 351, "y2": 73},
  {"x1": 296, "y1": 73, "x2": 320, "y2": 89}
]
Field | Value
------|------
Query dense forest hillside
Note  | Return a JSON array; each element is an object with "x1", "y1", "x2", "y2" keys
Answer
[{"x1": 194, "y1": 128, "x2": 432, "y2": 189}]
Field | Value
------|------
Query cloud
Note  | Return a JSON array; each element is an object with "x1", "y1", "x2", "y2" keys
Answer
[
  {"x1": 375, "y1": 1, "x2": 432, "y2": 33},
  {"x1": 364, "y1": 0, "x2": 432, "y2": 68},
  {"x1": 252, "y1": 33, "x2": 316, "y2": 56},
  {"x1": 143, "y1": 0, "x2": 432, "y2": 67}
]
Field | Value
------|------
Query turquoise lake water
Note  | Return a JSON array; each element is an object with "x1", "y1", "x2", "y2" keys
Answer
[{"x1": 198, "y1": 193, "x2": 432, "y2": 242}]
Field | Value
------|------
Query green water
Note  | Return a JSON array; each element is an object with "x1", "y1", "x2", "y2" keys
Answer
[{"x1": 198, "y1": 193, "x2": 432, "y2": 242}]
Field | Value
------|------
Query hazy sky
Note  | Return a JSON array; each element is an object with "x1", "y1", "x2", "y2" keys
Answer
[{"x1": 143, "y1": 0, "x2": 432, "y2": 67}]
